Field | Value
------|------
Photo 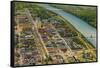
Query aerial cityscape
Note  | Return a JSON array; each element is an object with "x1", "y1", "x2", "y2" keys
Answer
[{"x1": 13, "y1": 2, "x2": 97, "y2": 66}]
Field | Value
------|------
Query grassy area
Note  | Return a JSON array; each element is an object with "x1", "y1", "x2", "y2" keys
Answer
[
  {"x1": 51, "y1": 4, "x2": 97, "y2": 28},
  {"x1": 14, "y1": 2, "x2": 56, "y2": 19},
  {"x1": 26, "y1": 3, "x2": 57, "y2": 19}
]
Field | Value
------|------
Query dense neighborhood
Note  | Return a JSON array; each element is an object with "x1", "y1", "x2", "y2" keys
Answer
[{"x1": 14, "y1": 2, "x2": 97, "y2": 66}]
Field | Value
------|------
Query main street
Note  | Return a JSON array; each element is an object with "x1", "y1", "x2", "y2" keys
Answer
[{"x1": 24, "y1": 8, "x2": 49, "y2": 58}]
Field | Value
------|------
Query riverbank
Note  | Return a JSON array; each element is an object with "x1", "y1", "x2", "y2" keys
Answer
[
  {"x1": 51, "y1": 4, "x2": 97, "y2": 28},
  {"x1": 57, "y1": 16, "x2": 95, "y2": 49}
]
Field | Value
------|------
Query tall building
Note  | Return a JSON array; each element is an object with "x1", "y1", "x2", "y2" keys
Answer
[{"x1": 35, "y1": 17, "x2": 42, "y2": 28}]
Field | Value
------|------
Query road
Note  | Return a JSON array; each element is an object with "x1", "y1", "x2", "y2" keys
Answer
[{"x1": 24, "y1": 8, "x2": 49, "y2": 58}]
